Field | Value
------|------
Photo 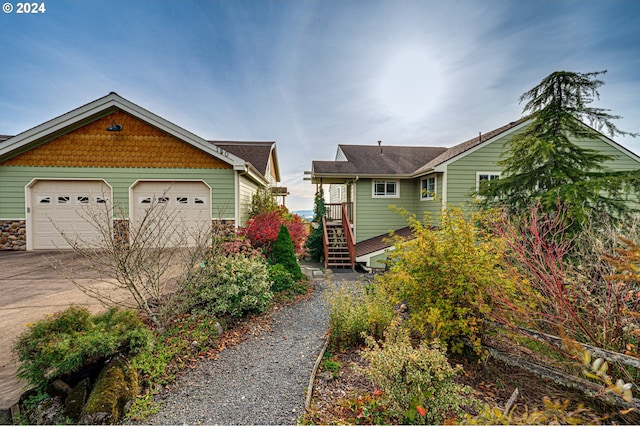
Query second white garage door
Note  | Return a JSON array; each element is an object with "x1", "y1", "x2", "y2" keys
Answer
[{"x1": 130, "y1": 181, "x2": 212, "y2": 246}]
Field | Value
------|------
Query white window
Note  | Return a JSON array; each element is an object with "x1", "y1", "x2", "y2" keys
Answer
[
  {"x1": 95, "y1": 196, "x2": 109, "y2": 204},
  {"x1": 176, "y1": 196, "x2": 188, "y2": 204},
  {"x1": 194, "y1": 196, "x2": 207, "y2": 205},
  {"x1": 373, "y1": 180, "x2": 399, "y2": 197},
  {"x1": 37, "y1": 195, "x2": 51, "y2": 204},
  {"x1": 76, "y1": 196, "x2": 89, "y2": 204},
  {"x1": 158, "y1": 196, "x2": 170, "y2": 204},
  {"x1": 476, "y1": 172, "x2": 500, "y2": 191},
  {"x1": 139, "y1": 196, "x2": 152, "y2": 205},
  {"x1": 421, "y1": 177, "x2": 436, "y2": 200},
  {"x1": 57, "y1": 195, "x2": 70, "y2": 204}
]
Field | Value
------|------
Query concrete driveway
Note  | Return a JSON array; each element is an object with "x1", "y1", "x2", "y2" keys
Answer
[{"x1": 0, "y1": 251, "x2": 131, "y2": 410}]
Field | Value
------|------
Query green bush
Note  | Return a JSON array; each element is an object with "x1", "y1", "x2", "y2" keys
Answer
[
  {"x1": 325, "y1": 281, "x2": 394, "y2": 351},
  {"x1": 13, "y1": 306, "x2": 153, "y2": 392},
  {"x1": 268, "y1": 263, "x2": 295, "y2": 293},
  {"x1": 186, "y1": 253, "x2": 273, "y2": 318},
  {"x1": 268, "y1": 263, "x2": 307, "y2": 297},
  {"x1": 377, "y1": 207, "x2": 519, "y2": 353},
  {"x1": 272, "y1": 223, "x2": 304, "y2": 280},
  {"x1": 360, "y1": 324, "x2": 474, "y2": 424}
]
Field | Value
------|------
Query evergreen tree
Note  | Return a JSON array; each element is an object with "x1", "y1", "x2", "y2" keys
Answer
[
  {"x1": 479, "y1": 70, "x2": 640, "y2": 225},
  {"x1": 305, "y1": 188, "x2": 327, "y2": 262},
  {"x1": 272, "y1": 223, "x2": 303, "y2": 281}
]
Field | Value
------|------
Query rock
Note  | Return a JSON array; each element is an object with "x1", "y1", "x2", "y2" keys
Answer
[
  {"x1": 65, "y1": 378, "x2": 91, "y2": 420},
  {"x1": 27, "y1": 396, "x2": 67, "y2": 425},
  {"x1": 47, "y1": 378, "x2": 72, "y2": 398},
  {"x1": 318, "y1": 370, "x2": 335, "y2": 382},
  {"x1": 79, "y1": 355, "x2": 139, "y2": 425},
  {"x1": 215, "y1": 321, "x2": 224, "y2": 335}
]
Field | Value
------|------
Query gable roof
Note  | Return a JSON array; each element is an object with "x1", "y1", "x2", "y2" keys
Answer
[
  {"x1": 212, "y1": 141, "x2": 280, "y2": 181},
  {"x1": 0, "y1": 92, "x2": 248, "y2": 170},
  {"x1": 413, "y1": 117, "x2": 530, "y2": 175},
  {"x1": 312, "y1": 145, "x2": 448, "y2": 177}
]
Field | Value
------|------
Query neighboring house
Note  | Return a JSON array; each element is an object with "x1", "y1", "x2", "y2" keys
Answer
[
  {"x1": 0, "y1": 93, "x2": 281, "y2": 250},
  {"x1": 310, "y1": 118, "x2": 640, "y2": 269}
]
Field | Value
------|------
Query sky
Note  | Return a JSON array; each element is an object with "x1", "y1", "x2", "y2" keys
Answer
[{"x1": 1, "y1": 0, "x2": 639, "y2": 211}]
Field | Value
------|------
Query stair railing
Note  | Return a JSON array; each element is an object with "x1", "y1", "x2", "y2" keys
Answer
[
  {"x1": 322, "y1": 215, "x2": 330, "y2": 269},
  {"x1": 341, "y1": 203, "x2": 355, "y2": 269}
]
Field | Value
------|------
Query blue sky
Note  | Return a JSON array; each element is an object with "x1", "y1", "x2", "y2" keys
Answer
[{"x1": 2, "y1": 0, "x2": 639, "y2": 211}]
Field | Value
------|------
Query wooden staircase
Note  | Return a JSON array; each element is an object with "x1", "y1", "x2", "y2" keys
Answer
[
  {"x1": 325, "y1": 222, "x2": 352, "y2": 268},
  {"x1": 322, "y1": 202, "x2": 355, "y2": 269}
]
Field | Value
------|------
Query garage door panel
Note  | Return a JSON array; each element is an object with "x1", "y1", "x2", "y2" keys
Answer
[
  {"x1": 31, "y1": 180, "x2": 111, "y2": 249},
  {"x1": 132, "y1": 181, "x2": 211, "y2": 247}
]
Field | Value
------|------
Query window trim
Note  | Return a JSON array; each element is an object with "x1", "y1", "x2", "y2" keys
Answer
[
  {"x1": 420, "y1": 176, "x2": 437, "y2": 200},
  {"x1": 476, "y1": 171, "x2": 501, "y2": 192},
  {"x1": 372, "y1": 180, "x2": 400, "y2": 198}
]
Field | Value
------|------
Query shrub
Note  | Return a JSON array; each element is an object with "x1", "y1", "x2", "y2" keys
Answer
[
  {"x1": 241, "y1": 207, "x2": 308, "y2": 258},
  {"x1": 268, "y1": 263, "x2": 295, "y2": 293},
  {"x1": 268, "y1": 263, "x2": 307, "y2": 297},
  {"x1": 272, "y1": 223, "x2": 304, "y2": 280},
  {"x1": 184, "y1": 253, "x2": 273, "y2": 318},
  {"x1": 13, "y1": 306, "x2": 153, "y2": 392},
  {"x1": 377, "y1": 207, "x2": 520, "y2": 353},
  {"x1": 360, "y1": 324, "x2": 474, "y2": 424},
  {"x1": 325, "y1": 281, "x2": 394, "y2": 351},
  {"x1": 248, "y1": 186, "x2": 280, "y2": 217},
  {"x1": 491, "y1": 202, "x2": 640, "y2": 353}
]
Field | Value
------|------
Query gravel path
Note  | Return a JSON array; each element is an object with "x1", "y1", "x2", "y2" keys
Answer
[{"x1": 144, "y1": 271, "x2": 330, "y2": 425}]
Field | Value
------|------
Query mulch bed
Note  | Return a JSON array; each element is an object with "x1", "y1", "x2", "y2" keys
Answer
[{"x1": 303, "y1": 346, "x2": 639, "y2": 424}]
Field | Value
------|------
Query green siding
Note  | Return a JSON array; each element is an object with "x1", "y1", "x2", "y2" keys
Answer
[
  {"x1": 354, "y1": 178, "x2": 417, "y2": 242},
  {"x1": 0, "y1": 166, "x2": 236, "y2": 219},
  {"x1": 445, "y1": 129, "x2": 640, "y2": 209},
  {"x1": 353, "y1": 175, "x2": 445, "y2": 242},
  {"x1": 415, "y1": 173, "x2": 443, "y2": 226}
]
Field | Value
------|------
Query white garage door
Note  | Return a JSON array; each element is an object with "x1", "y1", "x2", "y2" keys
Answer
[
  {"x1": 30, "y1": 180, "x2": 111, "y2": 250},
  {"x1": 131, "y1": 181, "x2": 211, "y2": 246}
]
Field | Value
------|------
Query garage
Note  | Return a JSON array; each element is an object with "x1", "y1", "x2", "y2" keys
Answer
[
  {"x1": 28, "y1": 179, "x2": 112, "y2": 250},
  {"x1": 130, "y1": 180, "x2": 212, "y2": 246}
]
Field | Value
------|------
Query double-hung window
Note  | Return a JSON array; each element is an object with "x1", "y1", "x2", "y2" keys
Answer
[
  {"x1": 421, "y1": 177, "x2": 436, "y2": 200},
  {"x1": 373, "y1": 180, "x2": 399, "y2": 197}
]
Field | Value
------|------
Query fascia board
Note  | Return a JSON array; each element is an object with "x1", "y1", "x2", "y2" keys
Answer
[
  {"x1": 108, "y1": 95, "x2": 246, "y2": 168},
  {"x1": 433, "y1": 119, "x2": 533, "y2": 171}
]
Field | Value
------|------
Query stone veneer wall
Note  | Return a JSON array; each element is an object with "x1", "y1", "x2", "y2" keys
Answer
[
  {"x1": 0, "y1": 220, "x2": 26, "y2": 250},
  {"x1": 0, "y1": 219, "x2": 235, "y2": 251},
  {"x1": 213, "y1": 219, "x2": 235, "y2": 239}
]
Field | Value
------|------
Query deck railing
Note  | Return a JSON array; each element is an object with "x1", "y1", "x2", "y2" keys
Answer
[{"x1": 325, "y1": 202, "x2": 353, "y2": 223}]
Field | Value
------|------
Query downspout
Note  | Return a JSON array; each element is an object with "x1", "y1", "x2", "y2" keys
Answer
[{"x1": 235, "y1": 168, "x2": 245, "y2": 230}]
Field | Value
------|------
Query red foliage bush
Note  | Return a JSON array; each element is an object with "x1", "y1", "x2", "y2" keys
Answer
[{"x1": 240, "y1": 207, "x2": 308, "y2": 258}]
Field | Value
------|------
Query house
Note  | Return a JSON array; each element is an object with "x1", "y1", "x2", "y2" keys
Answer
[
  {"x1": 0, "y1": 93, "x2": 282, "y2": 250},
  {"x1": 309, "y1": 118, "x2": 640, "y2": 270}
]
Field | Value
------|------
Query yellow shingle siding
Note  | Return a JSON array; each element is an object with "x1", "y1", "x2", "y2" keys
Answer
[{"x1": 1, "y1": 111, "x2": 231, "y2": 169}]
